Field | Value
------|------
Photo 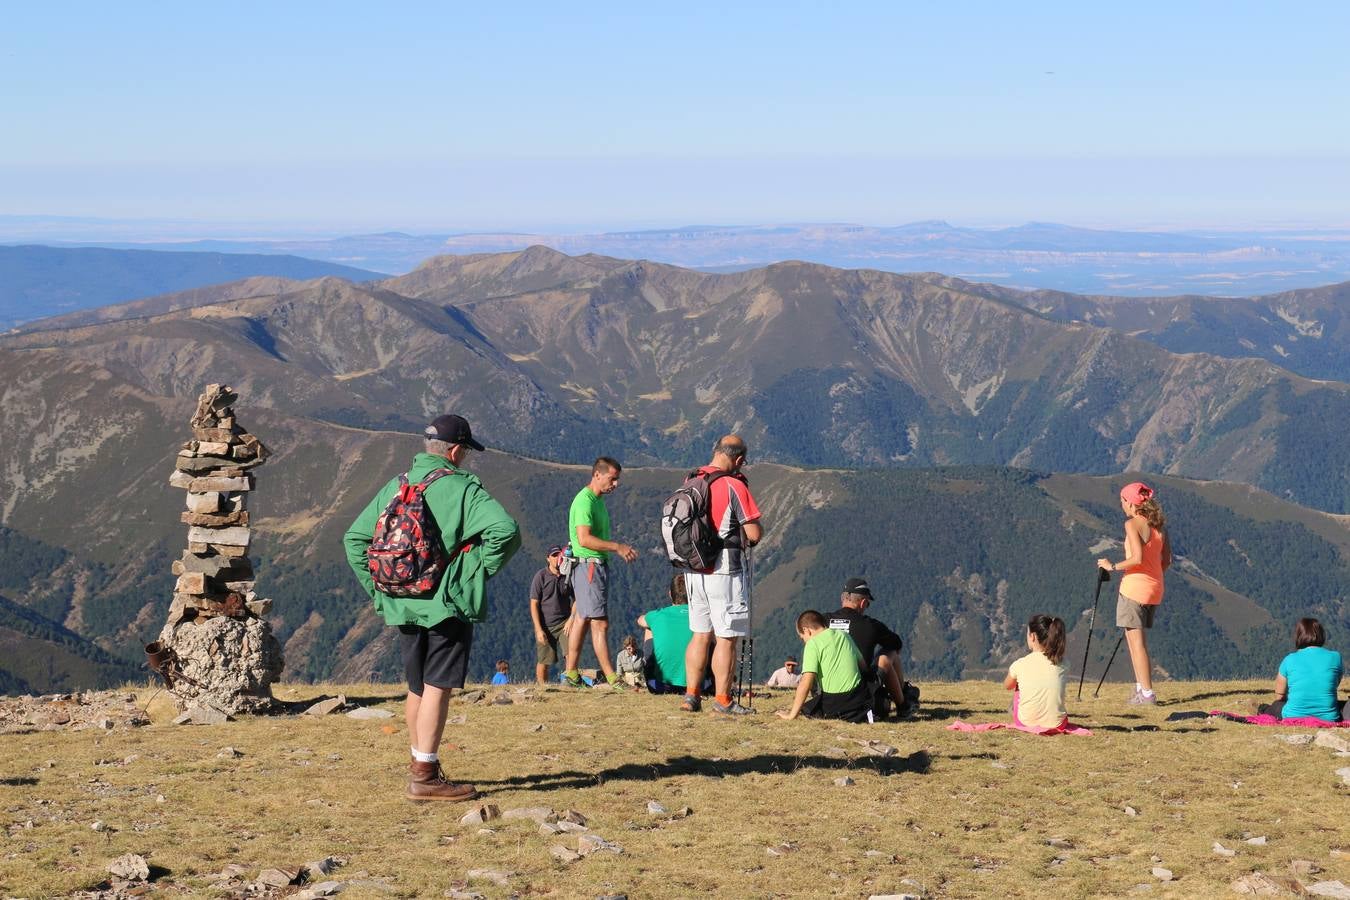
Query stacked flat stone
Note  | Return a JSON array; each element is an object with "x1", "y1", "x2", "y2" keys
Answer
[
  {"x1": 158, "y1": 384, "x2": 283, "y2": 715},
  {"x1": 165, "y1": 384, "x2": 272, "y2": 624}
]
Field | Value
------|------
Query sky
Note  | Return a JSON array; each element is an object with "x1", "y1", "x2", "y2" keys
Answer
[{"x1": 2, "y1": 2, "x2": 1349, "y2": 232}]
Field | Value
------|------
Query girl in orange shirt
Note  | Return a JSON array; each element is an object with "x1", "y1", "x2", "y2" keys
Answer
[{"x1": 1097, "y1": 481, "x2": 1172, "y2": 705}]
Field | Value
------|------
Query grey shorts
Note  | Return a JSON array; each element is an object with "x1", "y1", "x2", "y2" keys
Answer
[
  {"x1": 536, "y1": 620, "x2": 567, "y2": 667},
  {"x1": 571, "y1": 559, "x2": 609, "y2": 620},
  {"x1": 1116, "y1": 594, "x2": 1156, "y2": 629}
]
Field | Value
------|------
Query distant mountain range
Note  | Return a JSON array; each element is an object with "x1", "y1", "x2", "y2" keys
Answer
[
  {"x1": 19, "y1": 220, "x2": 1350, "y2": 296},
  {"x1": 4, "y1": 248, "x2": 1350, "y2": 690},
  {"x1": 0, "y1": 245, "x2": 380, "y2": 330}
]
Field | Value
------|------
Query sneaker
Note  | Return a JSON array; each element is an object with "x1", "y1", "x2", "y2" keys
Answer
[
  {"x1": 680, "y1": 694, "x2": 702, "y2": 713},
  {"x1": 1127, "y1": 688, "x2": 1158, "y2": 706},
  {"x1": 710, "y1": 700, "x2": 756, "y2": 716},
  {"x1": 563, "y1": 672, "x2": 588, "y2": 688}
]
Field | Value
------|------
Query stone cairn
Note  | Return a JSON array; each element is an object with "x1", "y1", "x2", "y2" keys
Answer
[{"x1": 150, "y1": 384, "x2": 283, "y2": 716}]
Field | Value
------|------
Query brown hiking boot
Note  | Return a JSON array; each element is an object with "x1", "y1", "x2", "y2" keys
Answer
[{"x1": 407, "y1": 759, "x2": 478, "y2": 802}]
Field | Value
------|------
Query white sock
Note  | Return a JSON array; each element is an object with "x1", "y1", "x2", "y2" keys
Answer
[
  {"x1": 1140, "y1": 688, "x2": 1155, "y2": 697},
  {"x1": 1135, "y1": 682, "x2": 1144, "y2": 692},
  {"x1": 411, "y1": 748, "x2": 438, "y2": 763}
]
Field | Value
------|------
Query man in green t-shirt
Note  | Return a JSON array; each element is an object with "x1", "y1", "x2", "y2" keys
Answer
[
  {"x1": 775, "y1": 609, "x2": 873, "y2": 723},
  {"x1": 637, "y1": 573, "x2": 708, "y2": 694},
  {"x1": 563, "y1": 456, "x2": 638, "y2": 688}
]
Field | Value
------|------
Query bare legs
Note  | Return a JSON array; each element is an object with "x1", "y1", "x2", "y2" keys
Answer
[
  {"x1": 405, "y1": 684, "x2": 450, "y2": 754},
  {"x1": 564, "y1": 616, "x2": 615, "y2": 679},
  {"x1": 1124, "y1": 627, "x2": 1152, "y2": 692}
]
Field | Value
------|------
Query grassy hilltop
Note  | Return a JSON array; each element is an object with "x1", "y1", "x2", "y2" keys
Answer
[{"x1": 2, "y1": 680, "x2": 1347, "y2": 898}]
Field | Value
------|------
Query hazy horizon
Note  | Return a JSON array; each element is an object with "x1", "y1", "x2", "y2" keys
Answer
[{"x1": 4, "y1": 4, "x2": 1348, "y2": 230}]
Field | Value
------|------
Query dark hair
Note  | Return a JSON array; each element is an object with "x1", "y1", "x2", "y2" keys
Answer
[
  {"x1": 669, "y1": 573, "x2": 688, "y2": 605},
  {"x1": 495, "y1": 659, "x2": 509, "y2": 671},
  {"x1": 622, "y1": 634, "x2": 638, "y2": 650},
  {"x1": 1294, "y1": 617, "x2": 1326, "y2": 649},
  {"x1": 796, "y1": 609, "x2": 826, "y2": 632},
  {"x1": 1028, "y1": 614, "x2": 1066, "y2": 664},
  {"x1": 592, "y1": 456, "x2": 621, "y2": 475}
]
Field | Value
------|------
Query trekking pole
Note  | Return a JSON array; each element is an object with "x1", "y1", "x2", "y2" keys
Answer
[
  {"x1": 1076, "y1": 567, "x2": 1112, "y2": 700},
  {"x1": 1093, "y1": 633, "x2": 1126, "y2": 698}
]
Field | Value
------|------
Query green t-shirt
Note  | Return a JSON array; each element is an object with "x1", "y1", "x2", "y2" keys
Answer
[
  {"x1": 645, "y1": 604, "x2": 693, "y2": 686},
  {"x1": 569, "y1": 487, "x2": 611, "y2": 560},
  {"x1": 802, "y1": 627, "x2": 863, "y2": 695}
]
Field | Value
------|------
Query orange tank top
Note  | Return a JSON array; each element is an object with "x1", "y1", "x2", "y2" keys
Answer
[{"x1": 1119, "y1": 524, "x2": 1165, "y2": 606}]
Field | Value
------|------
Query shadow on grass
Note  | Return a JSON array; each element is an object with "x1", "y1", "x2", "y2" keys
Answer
[
  {"x1": 1158, "y1": 687, "x2": 1264, "y2": 707},
  {"x1": 1, "y1": 777, "x2": 38, "y2": 786},
  {"x1": 477, "y1": 750, "x2": 933, "y2": 793},
  {"x1": 916, "y1": 705, "x2": 1006, "y2": 722}
]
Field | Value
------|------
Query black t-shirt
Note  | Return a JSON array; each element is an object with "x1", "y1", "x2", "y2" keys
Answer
[
  {"x1": 827, "y1": 606, "x2": 902, "y2": 665},
  {"x1": 530, "y1": 567, "x2": 573, "y2": 628}
]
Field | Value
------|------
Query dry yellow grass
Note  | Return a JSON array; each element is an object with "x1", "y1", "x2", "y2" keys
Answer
[{"x1": 2, "y1": 680, "x2": 1347, "y2": 898}]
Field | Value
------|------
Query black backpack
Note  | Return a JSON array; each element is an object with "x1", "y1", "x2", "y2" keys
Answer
[{"x1": 660, "y1": 469, "x2": 744, "y2": 570}]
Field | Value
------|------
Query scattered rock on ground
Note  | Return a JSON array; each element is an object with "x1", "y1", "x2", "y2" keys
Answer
[
  {"x1": 646, "y1": 801, "x2": 667, "y2": 815},
  {"x1": 577, "y1": 834, "x2": 624, "y2": 855},
  {"x1": 295, "y1": 882, "x2": 344, "y2": 899},
  {"x1": 551, "y1": 845, "x2": 582, "y2": 863},
  {"x1": 460, "y1": 805, "x2": 500, "y2": 825},
  {"x1": 217, "y1": 746, "x2": 242, "y2": 758},
  {"x1": 465, "y1": 869, "x2": 512, "y2": 886},
  {"x1": 108, "y1": 853, "x2": 150, "y2": 881},
  {"x1": 304, "y1": 856, "x2": 343, "y2": 878},
  {"x1": 257, "y1": 866, "x2": 302, "y2": 887},
  {"x1": 454, "y1": 690, "x2": 486, "y2": 705},
  {"x1": 304, "y1": 695, "x2": 346, "y2": 716},
  {"x1": 1213, "y1": 841, "x2": 1236, "y2": 857},
  {"x1": 1246, "y1": 835, "x2": 1269, "y2": 846},
  {"x1": 1123, "y1": 806, "x2": 1138, "y2": 817},
  {"x1": 559, "y1": 810, "x2": 588, "y2": 826},
  {"x1": 1336, "y1": 767, "x2": 1350, "y2": 786},
  {"x1": 1152, "y1": 867, "x2": 1174, "y2": 881},
  {"x1": 1230, "y1": 872, "x2": 1285, "y2": 895},
  {"x1": 1275, "y1": 734, "x2": 1315, "y2": 745},
  {"x1": 502, "y1": 806, "x2": 554, "y2": 824},
  {"x1": 1313, "y1": 732, "x2": 1350, "y2": 753},
  {"x1": 173, "y1": 704, "x2": 231, "y2": 725},
  {"x1": 345, "y1": 707, "x2": 394, "y2": 719},
  {"x1": 526, "y1": 723, "x2": 545, "y2": 732},
  {"x1": 835, "y1": 776, "x2": 856, "y2": 787},
  {"x1": 1309, "y1": 882, "x2": 1350, "y2": 899}
]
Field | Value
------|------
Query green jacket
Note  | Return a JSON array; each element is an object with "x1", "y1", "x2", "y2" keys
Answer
[{"x1": 343, "y1": 452, "x2": 521, "y2": 627}]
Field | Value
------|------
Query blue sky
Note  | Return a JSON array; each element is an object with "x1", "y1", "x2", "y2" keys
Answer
[{"x1": 3, "y1": 2, "x2": 1348, "y2": 230}]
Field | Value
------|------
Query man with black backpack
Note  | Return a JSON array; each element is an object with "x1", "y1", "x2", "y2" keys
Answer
[
  {"x1": 343, "y1": 414, "x2": 520, "y2": 802},
  {"x1": 677, "y1": 435, "x2": 763, "y2": 716}
]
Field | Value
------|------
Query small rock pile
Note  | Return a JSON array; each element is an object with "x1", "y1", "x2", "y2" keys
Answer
[
  {"x1": 0, "y1": 691, "x2": 149, "y2": 735},
  {"x1": 156, "y1": 384, "x2": 283, "y2": 715}
]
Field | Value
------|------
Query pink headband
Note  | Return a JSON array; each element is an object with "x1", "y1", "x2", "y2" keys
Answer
[{"x1": 1119, "y1": 481, "x2": 1154, "y2": 505}]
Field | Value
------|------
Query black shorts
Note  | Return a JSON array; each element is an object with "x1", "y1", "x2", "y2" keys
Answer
[
  {"x1": 399, "y1": 616, "x2": 474, "y2": 695},
  {"x1": 802, "y1": 680, "x2": 873, "y2": 723}
]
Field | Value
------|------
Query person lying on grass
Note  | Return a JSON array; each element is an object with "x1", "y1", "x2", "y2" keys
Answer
[
  {"x1": 1003, "y1": 614, "x2": 1069, "y2": 730},
  {"x1": 776, "y1": 609, "x2": 874, "y2": 723}
]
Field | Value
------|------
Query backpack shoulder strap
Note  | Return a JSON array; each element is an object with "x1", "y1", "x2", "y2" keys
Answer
[{"x1": 415, "y1": 467, "x2": 457, "y2": 488}]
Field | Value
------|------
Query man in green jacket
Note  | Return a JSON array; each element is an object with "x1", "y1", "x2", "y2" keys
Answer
[{"x1": 344, "y1": 414, "x2": 520, "y2": 802}]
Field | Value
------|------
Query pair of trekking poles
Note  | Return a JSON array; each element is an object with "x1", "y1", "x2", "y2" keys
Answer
[
  {"x1": 1077, "y1": 567, "x2": 1126, "y2": 699},
  {"x1": 733, "y1": 547, "x2": 755, "y2": 709}
]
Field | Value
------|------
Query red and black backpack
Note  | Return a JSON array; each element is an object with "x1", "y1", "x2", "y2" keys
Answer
[{"x1": 367, "y1": 468, "x2": 456, "y2": 597}]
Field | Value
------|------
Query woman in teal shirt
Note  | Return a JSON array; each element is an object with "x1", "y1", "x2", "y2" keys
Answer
[{"x1": 1261, "y1": 618, "x2": 1344, "y2": 722}]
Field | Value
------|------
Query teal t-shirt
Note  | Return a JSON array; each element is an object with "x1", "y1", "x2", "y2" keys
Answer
[
  {"x1": 802, "y1": 627, "x2": 863, "y2": 695},
  {"x1": 569, "y1": 487, "x2": 610, "y2": 560},
  {"x1": 1278, "y1": 646, "x2": 1344, "y2": 720},
  {"x1": 645, "y1": 604, "x2": 693, "y2": 686}
]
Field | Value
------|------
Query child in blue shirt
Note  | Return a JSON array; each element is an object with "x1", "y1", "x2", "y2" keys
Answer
[{"x1": 491, "y1": 659, "x2": 510, "y2": 686}]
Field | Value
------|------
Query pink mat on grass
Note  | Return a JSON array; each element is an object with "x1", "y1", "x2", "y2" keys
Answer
[
  {"x1": 1208, "y1": 711, "x2": 1350, "y2": 727},
  {"x1": 946, "y1": 719, "x2": 1093, "y2": 735}
]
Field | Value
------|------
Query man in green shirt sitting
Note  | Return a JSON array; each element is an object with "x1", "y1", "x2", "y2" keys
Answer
[
  {"x1": 563, "y1": 456, "x2": 638, "y2": 688},
  {"x1": 776, "y1": 609, "x2": 873, "y2": 723}
]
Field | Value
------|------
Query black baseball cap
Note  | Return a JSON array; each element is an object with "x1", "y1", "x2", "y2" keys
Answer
[
  {"x1": 425, "y1": 414, "x2": 485, "y2": 451},
  {"x1": 547, "y1": 545, "x2": 564, "y2": 556},
  {"x1": 785, "y1": 655, "x2": 798, "y2": 664},
  {"x1": 843, "y1": 577, "x2": 872, "y2": 598}
]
